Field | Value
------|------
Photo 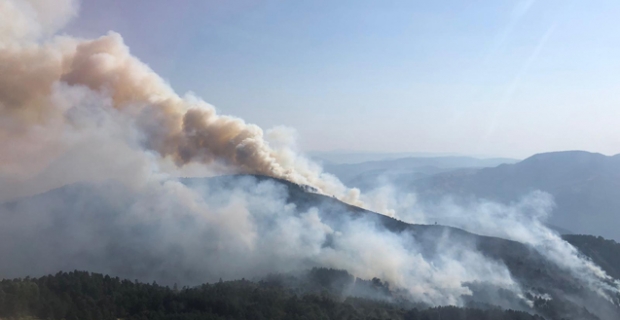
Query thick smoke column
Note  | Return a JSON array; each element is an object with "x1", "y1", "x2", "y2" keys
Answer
[
  {"x1": 62, "y1": 34, "x2": 288, "y2": 177},
  {"x1": 0, "y1": 0, "x2": 358, "y2": 204}
]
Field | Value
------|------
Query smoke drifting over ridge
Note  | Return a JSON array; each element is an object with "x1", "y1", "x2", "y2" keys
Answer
[
  {"x1": 0, "y1": 0, "x2": 358, "y2": 204},
  {"x1": 2, "y1": 1, "x2": 620, "y2": 318}
]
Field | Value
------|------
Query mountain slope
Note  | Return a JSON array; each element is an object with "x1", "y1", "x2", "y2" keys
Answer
[
  {"x1": 1, "y1": 175, "x2": 619, "y2": 319},
  {"x1": 563, "y1": 235, "x2": 620, "y2": 280}
]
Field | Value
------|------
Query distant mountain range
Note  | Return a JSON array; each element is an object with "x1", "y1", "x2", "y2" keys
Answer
[
  {"x1": 310, "y1": 151, "x2": 469, "y2": 164},
  {"x1": 322, "y1": 156, "x2": 519, "y2": 188},
  {"x1": 408, "y1": 151, "x2": 620, "y2": 241}
]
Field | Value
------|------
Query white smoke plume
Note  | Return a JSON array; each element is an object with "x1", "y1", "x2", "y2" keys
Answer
[{"x1": 361, "y1": 183, "x2": 620, "y2": 304}]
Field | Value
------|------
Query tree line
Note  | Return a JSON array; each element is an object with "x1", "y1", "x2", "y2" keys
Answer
[{"x1": 0, "y1": 269, "x2": 544, "y2": 320}]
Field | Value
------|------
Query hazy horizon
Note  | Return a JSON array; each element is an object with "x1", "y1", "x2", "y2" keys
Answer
[{"x1": 309, "y1": 148, "x2": 619, "y2": 161}]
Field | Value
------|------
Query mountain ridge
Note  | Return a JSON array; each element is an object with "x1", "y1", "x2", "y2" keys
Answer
[{"x1": 2, "y1": 174, "x2": 620, "y2": 319}]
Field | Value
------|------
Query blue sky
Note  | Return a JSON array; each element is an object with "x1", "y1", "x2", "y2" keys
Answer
[{"x1": 65, "y1": 0, "x2": 620, "y2": 158}]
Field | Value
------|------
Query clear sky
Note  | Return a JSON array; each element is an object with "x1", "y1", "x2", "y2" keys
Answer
[{"x1": 64, "y1": 0, "x2": 620, "y2": 158}]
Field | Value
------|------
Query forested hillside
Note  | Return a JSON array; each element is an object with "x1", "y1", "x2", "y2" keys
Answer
[
  {"x1": 0, "y1": 270, "x2": 543, "y2": 320},
  {"x1": 564, "y1": 235, "x2": 620, "y2": 280}
]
